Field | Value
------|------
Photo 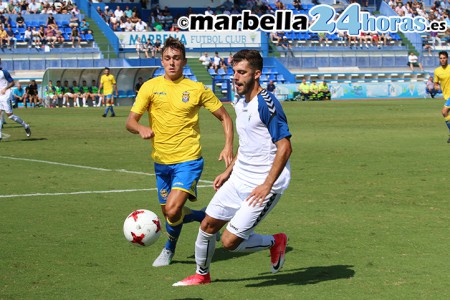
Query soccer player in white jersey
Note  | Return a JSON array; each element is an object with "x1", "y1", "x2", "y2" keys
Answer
[
  {"x1": 174, "y1": 50, "x2": 292, "y2": 286},
  {"x1": 0, "y1": 59, "x2": 31, "y2": 141}
]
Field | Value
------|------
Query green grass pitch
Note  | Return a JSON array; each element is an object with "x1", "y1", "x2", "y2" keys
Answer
[{"x1": 1, "y1": 99, "x2": 450, "y2": 299}]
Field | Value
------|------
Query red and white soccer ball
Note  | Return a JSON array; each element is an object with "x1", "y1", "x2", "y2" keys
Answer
[{"x1": 123, "y1": 209, "x2": 162, "y2": 247}]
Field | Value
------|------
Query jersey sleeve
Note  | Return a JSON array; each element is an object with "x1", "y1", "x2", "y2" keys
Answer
[
  {"x1": 131, "y1": 80, "x2": 152, "y2": 115},
  {"x1": 3, "y1": 70, "x2": 14, "y2": 84},
  {"x1": 199, "y1": 83, "x2": 222, "y2": 113},
  {"x1": 258, "y1": 92, "x2": 292, "y2": 143}
]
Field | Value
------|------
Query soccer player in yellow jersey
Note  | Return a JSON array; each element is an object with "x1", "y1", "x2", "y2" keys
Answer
[
  {"x1": 98, "y1": 67, "x2": 118, "y2": 117},
  {"x1": 126, "y1": 37, "x2": 234, "y2": 267},
  {"x1": 434, "y1": 51, "x2": 450, "y2": 142}
]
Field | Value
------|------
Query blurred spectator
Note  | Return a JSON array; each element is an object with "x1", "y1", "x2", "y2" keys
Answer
[
  {"x1": 46, "y1": 13, "x2": 57, "y2": 28},
  {"x1": 44, "y1": 80, "x2": 57, "y2": 108},
  {"x1": 297, "y1": 78, "x2": 310, "y2": 101},
  {"x1": 5, "y1": 24, "x2": 14, "y2": 49},
  {"x1": 318, "y1": 32, "x2": 329, "y2": 47},
  {"x1": 135, "y1": 36, "x2": 145, "y2": 56},
  {"x1": 293, "y1": 0, "x2": 303, "y2": 10},
  {"x1": 26, "y1": 80, "x2": 40, "y2": 107},
  {"x1": 423, "y1": 35, "x2": 433, "y2": 56},
  {"x1": 37, "y1": 25, "x2": 45, "y2": 47},
  {"x1": 144, "y1": 39, "x2": 155, "y2": 58},
  {"x1": 407, "y1": 52, "x2": 424, "y2": 72},
  {"x1": 45, "y1": 24, "x2": 57, "y2": 48},
  {"x1": 114, "y1": 6, "x2": 124, "y2": 19},
  {"x1": 109, "y1": 13, "x2": 120, "y2": 31},
  {"x1": 135, "y1": 77, "x2": 144, "y2": 96},
  {"x1": 318, "y1": 81, "x2": 331, "y2": 100},
  {"x1": 205, "y1": 6, "x2": 214, "y2": 15},
  {"x1": 280, "y1": 36, "x2": 294, "y2": 57},
  {"x1": 31, "y1": 26, "x2": 41, "y2": 48},
  {"x1": 199, "y1": 52, "x2": 211, "y2": 68},
  {"x1": 71, "y1": 5, "x2": 81, "y2": 16},
  {"x1": 223, "y1": 0, "x2": 233, "y2": 11},
  {"x1": 130, "y1": 12, "x2": 140, "y2": 25},
  {"x1": 0, "y1": 25, "x2": 7, "y2": 48},
  {"x1": 379, "y1": 32, "x2": 392, "y2": 47},
  {"x1": 309, "y1": 80, "x2": 319, "y2": 100},
  {"x1": 212, "y1": 51, "x2": 222, "y2": 72},
  {"x1": 227, "y1": 52, "x2": 233, "y2": 66},
  {"x1": 154, "y1": 38, "x2": 162, "y2": 55},
  {"x1": 28, "y1": 0, "x2": 41, "y2": 14},
  {"x1": 24, "y1": 26, "x2": 32, "y2": 48},
  {"x1": 79, "y1": 19, "x2": 92, "y2": 34},
  {"x1": 16, "y1": 12, "x2": 25, "y2": 28},
  {"x1": 69, "y1": 12, "x2": 79, "y2": 28},
  {"x1": 267, "y1": 80, "x2": 276, "y2": 93},
  {"x1": 121, "y1": 18, "x2": 134, "y2": 32},
  {"x1": 169, "y1": 23, "x2": 179, "y2": 32},
  {"x1": 135, "y1": 19, "x2": 147, "y2": 32},
  {"x1": 426, "y1": 76, "x2": 438, "y2": 98},
  {"x1": 12, "y1": 82, "x2": 26, "y2": 108},
  {"x1": 430, "y1": 31, "x2": 442, "y2": 46},
  {"x1": 124, "y1": 5, "x2": 133, "y2": 18},
  {"x1": 70, "y1": 26, "x2": 80, "y2": 48},
  {"x1": 19, "y1": 1, "x2": 28, "y2": 15}
]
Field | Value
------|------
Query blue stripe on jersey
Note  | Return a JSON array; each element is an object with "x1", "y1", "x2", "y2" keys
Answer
[
  {"x1": 2, "y1": 70, "x2": 14, "y2": 83},
  {"x1": 257, "y1": 90, "x2": 292, "y2": 143}
]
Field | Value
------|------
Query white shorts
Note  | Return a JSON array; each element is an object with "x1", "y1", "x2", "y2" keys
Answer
[
  {"x1": 205, "y1": 175, "x2": 281, "y2": 239},
  {"x1": 0, "y1": 90, "x2": 13, "y2": 114}
]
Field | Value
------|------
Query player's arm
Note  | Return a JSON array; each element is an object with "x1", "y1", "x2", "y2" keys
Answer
[
  {"x1": 1, "y1": 72, "x2": 15, "y2": 95},
  {"x1": 211, "y1": 105, "x2": 234, "y2": 167},
  {"x1": 126, "y1": 111, "x2": 154, "y2": 139},
  {"x1": 213, "y1": 152, "x2": 238, "y2": 191},
  {"x1": 246, "y1": 137, "x2": 292, "y2": 207},
  {"x1": 98, "y1": 82, "x2": 102, "y2": 95}
]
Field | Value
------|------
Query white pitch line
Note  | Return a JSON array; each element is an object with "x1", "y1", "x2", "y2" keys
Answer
[
  {"x1": 0, "y1": 185, "x2": 214, "y2": 199},
  {"x1": 0, "y1": 155, "x2": 214, "y2": 183}
]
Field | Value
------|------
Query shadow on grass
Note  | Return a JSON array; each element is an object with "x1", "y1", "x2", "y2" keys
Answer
[
  {"x1": 178, "y1": 246, "x2": 295, "y2": 265},
  {"x1": 2, "y1": 138, "x2": 48, "y2": 142},
  {"x1": 214, "y1": 265, "x2": 355, "y2": 287}
]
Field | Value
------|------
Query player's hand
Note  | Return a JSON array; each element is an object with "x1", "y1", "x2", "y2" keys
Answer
[
  {"x1": 218, "y1": 147, "x2": 233, "y2": 167},
  {"x1": 213, "y1": 171, "x2": 230, "y2": 191},
  {"x1": 0, "y1": 88, "x2": 5, "y2": 95},
  {"x1": 245, "y1": 183, "x2": 271, "y2": 207},
  {"x1": 138, "y1": 125, "x2": 154, "y2": 139}
]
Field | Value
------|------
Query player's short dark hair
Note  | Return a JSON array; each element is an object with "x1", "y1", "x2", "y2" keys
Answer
[
  {"x1": 163, "y1": 37, "x2": 186, "y2": 59},
  {"x1": 232, "y1": 50, "x2": 263, "y2": 73},
  {"x1": 439, "y1": 51, "x2": 448, "y2": 58}
]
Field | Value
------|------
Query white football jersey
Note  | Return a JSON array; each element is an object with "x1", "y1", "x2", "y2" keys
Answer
[
  {"x1": 231, "y1": 89, "x2": 291, "y2": 193},
  {"x1": 0, "y1": 69, "x2": 14, "y2": 104}
]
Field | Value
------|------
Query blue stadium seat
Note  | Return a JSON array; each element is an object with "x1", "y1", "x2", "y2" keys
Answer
[
  {"x1": 217, "y1": 68, "x2": 226, "y2": 76},
  {"x1": 126, "y1": 90, "x2": 136, "y2": 97},
  {"x1": 208, "y1": 69, "x2": 217, "y2": 76},
  {"x1": 190, "y1": 75, "x2": 198, "y2": 81},
  {"x1": 277, "y1": 74, "x2": 286, "y2": 83},
  {"x1": 84, "y1": 33, "x2": 94, "y2": 42},
  {"x1": 183, "y1": 68, "x2": 193, "y2": 76}
]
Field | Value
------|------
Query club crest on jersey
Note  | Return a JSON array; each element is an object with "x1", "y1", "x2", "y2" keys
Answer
[
  {"x1": 160, "y1": 189, "x2": 168, "y2": 200},
  {"x1": 182, "y1": 91, "x2": 190, "y2": 103}
]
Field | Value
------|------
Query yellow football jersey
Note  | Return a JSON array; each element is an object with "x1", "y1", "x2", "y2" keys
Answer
[
  {"x1": 100, "y1": 74, "x2": 116, "y2": 95},
  {"x1": 132, "y1": 76, "x2": 223, "y2": 164},
  {"x1": 434, "y1": 65, "x2": 450, "y2": 100}
]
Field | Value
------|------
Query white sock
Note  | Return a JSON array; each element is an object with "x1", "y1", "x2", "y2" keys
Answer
[
  {"x1": 9, "y1": 114, "x2": 27, "y2": 127},
  {"x1": 231, "y1": 234, "x2": 274, "y2": 253},
  {"x1": 82, "y1": 97, "x2": 86, "y2": 106},
  {"x1": 195, "y1": 229, "x2": 216, "y2": 275}
]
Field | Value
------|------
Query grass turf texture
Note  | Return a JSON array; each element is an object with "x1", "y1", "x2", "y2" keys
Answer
[{"x1": 1, "y1": 100, "x2": 449, "y2": 299}]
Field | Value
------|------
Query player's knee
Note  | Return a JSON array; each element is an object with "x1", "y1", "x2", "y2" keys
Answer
[{"x1": 221, "y1": 231, "x2": 241, "y2": 251}]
